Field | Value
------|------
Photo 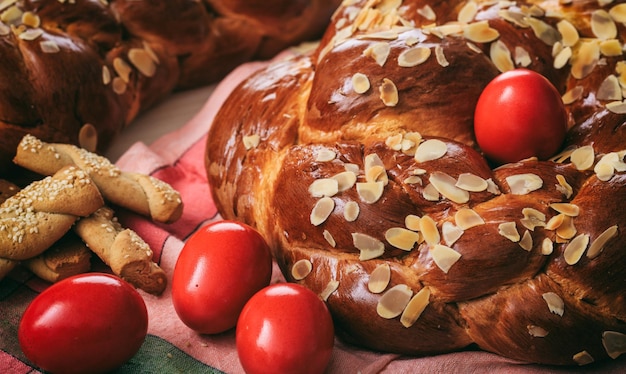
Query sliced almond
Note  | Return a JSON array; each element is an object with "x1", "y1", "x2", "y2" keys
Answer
[
  {"x1": 309, "y1": 178, "x2": 339, "y2": 197},
  {"x1": 455, "y1": 173, "x2": 488, "y2": 192},
  {"x1": 587, "y1": 225, "x2": 618, "y2": 259},
  {"x1": 505, "y1": 173, "x2": 543, "y2": 195},
  {"x1": 556, "y1": 215, "x2": 577, "y2": 240},
  {"x1": 422, "y1": 183, "x2": 440, "y2": 201},
  {"x1": 597, "y1": 74, "x2": 621, "y2": 101},
  {"x1": 610, "y1": 3, "x2": 626, "y2": 22},
  {"x1": 242, "y1": 134, "x2": 261, "y2": 150},
  {"x1": 385, "y1": 227, "x2": 421, "y2": 251},
  {"x1": 310, "y1": 197, "x2": 335, "y2": 226},
  {"x1": 429, "y1": 172, "x2": 469, "y2": 204},
  {"x1": 128, "y1": 48, "x2": 157, "y2": 77},
  {"x1": 323, "y1": 229, "x2": 337, "y2": 247},
  {"x1": 542, "y1": 292, "x2": 565, "y2": 316},
  {"x1": 490, "y1": 39, "x2": 514, "y2": 73},
  {"x1": 602, "y1": 331, "x2": 626, "y2": 359},
  {"x1": 320, "y1": 280, "x2": 339, "y2": 301},
  {"x1": 555, "y1": 174, "x2": 573, "y2": 198},
  {"x1": 499, "y1": 222, "x2": 520, "y2": 242},
  {"x1": 514, "y1": 46, "x2": 532, "y2": 67},
  {"x1": 352, "y1": 72, "x2": 371, "y2": 94},
  {"x1": 400, "y1": 287, "x2": 431, "y2": 328},
  {"x1": 442, "y1": 221, "x2": 464, "y2": 246},
  {"x1": 570, "y1": 145, "x2": 596, "y2": 170},
  {"x1": 528, "y1": 325, "x2": 549, "y2": 337},
  {"x1": 458, "y1": 1, "x2": 478, "y2": 23},
  {"x1": 525, "y1": 16, "x2": 560, "y2": 46},
  {"x1": 562, "y1": 86, "x2": 584, "y2": 105},
  {"x1": 431, "y1": 244, "x2": 462, "y2": 273},
  {"x1": 368, "y1": 263, "x2": 391, "y2": 294},
  {"x1": 542, "y1": 237, "x2": 554, "y2": 255},
  {"x1": 344, "y1": 201, "x2": 360, "y2": 222},
  {"x1": 553, "y1": 46, "x2": 572, "y2": 69},
  {"x1": 455, "y1": 208, "x2": 484, "y2": 230},
  {"x1": 550, "y1": 203, "x2": 580, "y2": 217},
  {"x1": 591, "y1": 9, "x2": 617, "y2": 40},
  {"x1": 113, "y1": 57, "x2": 132, "y2": 83},
  {"x1": 333, "y1": 171, "x2": 357, "y2": 192},
  {"x1": 379, "y1": 78, "x2": 399, "y2": 106},
  {"x1": 405, "y1": 215, "x2": 421, "y2": 231},
  {"x1": 291, "y1": 259, "x2": 313, "y2": 280},
  {"x1": 519, "y1": 230, "x2": 533, "y2": 251},
  {"x1": 363, "y1": 41, "x2": 391, "y2": 66},
  {"x1": 600, "y1": 39, "x2": 623, "y2": 57},
  {"x1": 357, "y1": 181, "x2": 385, "y2": 203},
  {"x1": 39, "y1": 40, "x2": 60, "y2": 53},
  {"x1": 545, "y1": 213, "x2": 565, "y2": 231},
  {"x1": 414, "y1": 139, "x2": 447, "y2": 162},
  {"x1": 435, "y1": 45, "x2": 449, "y2": 67},
  {"x1": 564, "y1": 233, "x2": 590, "y2": 265},
  {"x1": 463, "y1": 20, "x2": 500, "y2": 43},
  {"x1": 364, "y1": 153, "x2": 387, "y2": 184},
  {"x1": 521, "y1": 207, "x2": 547, "y2": 231},
  {"x1": 420, "y1": 215, "x2": 440, "y2": 246},
  {"x1": 353, "y1": 232, "x2": 385, "y2": 260},
  {"x1": 571, "y1": 41, "x2": 600, "y2": 79},
  {"x1": 557, "y1": 19, "x2": 579, "y2": 47},
  {"x1": 398, "y1": 46, "x2": 431, "y2": 67},
  {"x1": 315, "y1": 148, "x2": 337, "y2": 162},
  {"x1": 377, "y1": 284, "x2": 413, "y2": 319},
  {"x1": 573, "y1": 351, "x2": 594, "y2": 366}
]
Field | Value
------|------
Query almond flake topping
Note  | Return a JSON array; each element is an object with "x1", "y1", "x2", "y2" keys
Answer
[
  {"x1": 310, "y1": 197, "x2": 335, "y2": 226},
  {"x1": 542, "y1": 237, "x2": 554, "y2": 255},
  {"x1": 570, "y1": 145, "x2": 596, "y2": 170},
  {"x1": 550, "y1": 203, "x2": 579, "y2": 217},
  {"x1": 379, "y1": 78, "x2": 399, "y2": 106},
  {"x1": 435, "y1": 45, "x2": 449, "y2": 67},
  {"x1": 291, "y1": 259, "x2": 313, "y2": 280},
  {"x1": 352, "y1": 72, "x2": 371, "y2": 94},
  {"x1": 113, "y1": 57, "x2": 132, "y2": 83},
  {"x1": 591, "y1": 9, "x2": 617, "y2": 40},
  {"x1": 128, "y1": 48, "x2": 156, "y2": 77},
  {"x1": 344, "y1": 201, "x2": 360, "y2": 222},
  {"x1": 364, "y1": 41, "x2": 391, "y2": 66},
  {"x1": 521, "y1": 207, "x2": 547, "y2": 230},
  {"x1": 609, "y1": 4, "x2": 626, "y2": 23},
  {"x1": 587, "y1": 225, "x2": 618, "y2": 259},
  {"x1": 556, "y1": 215, "x2": 577, "y2": 240},
  {"x1": 573, "y1": 351, "x2": 594, "y2": 366},
  {"x1": 18, "y1": 28, "x2": 42, "y2": 40},
  {"x1": 553, "y1": 46, "x2": 572, "y2": 69},
  {"x1": 323, "y1": 229, "x2": 336, "y2": 247},
  {"x1": 414, "y1": 139, "x2": 447, "y2": 162},
  {"x1": 315, "y1": 148, "x2": 337, "y2": 162},
  {"x1": 368, "y1": 263, "x2": 391, "y2": 293},
  {"x1": 542, "y1": 292, "x2": 565, "y2": 316},
  {"x1": 431, "y1": 244, "x2": 462, "y2": 273},
  {"x1": 571, "y1": 41, "x2": 600, "y2": 79},
  {"x1": 400, "y1": 287, "x2": 431, "y2": 328},
  {"x1": 600, "y1": 39, "x2": 622, "y2": 57},
  {"x1": 498, "y1": 222, "x2": 520, "y2": 242},
  {"x1": 420, "y1": 215, "x2": 440, "y2": 246},
  {"x1": 242, "y1": 134, "x2": 260, "y2": 150},
  {"x1": 519, "y1": 230, "x2": 533, "y2": 251},
  {"x1": 455, "y1": 208, "x2": 484, "y2": 230},
  {"x1": 528, "y1": 325, "x2": 549, "y2": 338},
  {"x1": 320, "y1": 280, "x2": 339, "y2": 301},
  {"x1": 602, "y1": 331, "x2": 626, "y2": 359},
  {"x1": 556, "y1": 19, "x2": 579, "y2": 47},
  {"x1": 564, "y1": 233, "x2": 590, "y2": 265},
  {"x1": 598, "y1": 75, "x2": 622, "y2": 101},
  {"x1": 333, "y1": 171, "x2": 357, "y2": 192},
  {"x1": 422, "y1": 183, "x2": 440, "y2": 201},
  {"x1": 490, "y1": 39, "x2": 514, "y2": 73},
  {"x1": 398, "y1": 46, "x2": 431, "y2": 67},
  {"x1": 364, "y1": 153, "x2": 388, "y2": 184},
  {"x1": 514, "y1": 46, "x2": 532, "y2": 67},
  {"x1": 102, "y1": 65, "x2": 112, "y2": 85},
  {"x1": 40, "y1": 40, "x2": 60, "y2": 53},
  {"x1": 562, "y1": 86, "x2": 584, "y2": 105},
  {"x1": 463, "y1": 20, "x2": 500, "y2": 43},
  {"x1": 405, "y1": 214, "x2": 421, "y2": 231},
  {"x1": 555, "y1": 174, "x2": 573, "y2": 198},
  {"x1": 357, "y1": 181, "x2": 385, "y2": 203},
  {"x1": 505, "y1": 173, "x2": 543, "y2": 195},
  {"x1": 429, "y1": 172, "x2": 470, "y2": 204},
  {"x1": 353, "y1": 233, "x2": 385, "y2": 260},
  {"x1": 417, "y1": 5, "x2": 436, "y2": 21},
  {"x1": 457, "y1": 1, "x2": 478, "y2": 23},
  {"x1": 526, "y1": 16, "x2": 560, "y2": 46},
  {"x1": 594, "y1": 152, "x2": 626, "y2": 181},
  {"x1": 385, "y1": 227, "x2": 421, "y2": 251},
  {"x1": 377, "y1": 284, "x2": 413, "y2": 319},
  {"x1": 442, "y1": 221, "x2": 464, "y2": 246},
  {"x1": 309, "y1": 178, "x2": 339, "y2": 197},
  {"x1": 455, "y1": 173, "x2": 488, "y2": 192}
]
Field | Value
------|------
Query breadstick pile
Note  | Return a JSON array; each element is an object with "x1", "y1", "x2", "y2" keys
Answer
[{"x1": 0, "y1": 135, "x2": 184, "y2": 295}]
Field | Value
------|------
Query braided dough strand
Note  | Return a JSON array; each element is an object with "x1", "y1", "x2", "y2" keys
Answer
[{"x1": 14, "y1": 134, "x2": 183, "y2": 223}]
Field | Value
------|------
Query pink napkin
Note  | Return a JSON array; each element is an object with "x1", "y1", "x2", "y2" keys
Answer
[{"x1": 114, "y1": 58, "x2": 626, "y2": 374}]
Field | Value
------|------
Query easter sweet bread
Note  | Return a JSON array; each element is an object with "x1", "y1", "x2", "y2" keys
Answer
[
  {"x1": 0, "y1": 0, "x2": 341, "y2": 175},
  {"x1": 206, "y1": 0, "x2": 626, "y2": 366}
]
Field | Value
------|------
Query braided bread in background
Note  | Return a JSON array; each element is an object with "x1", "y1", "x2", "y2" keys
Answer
[
  {"x1": 0, "y1": 0, "x2": 341, "y2": 175},
  {"x1": 206, "y1": 0, "x2": 626, "y2": 366}
]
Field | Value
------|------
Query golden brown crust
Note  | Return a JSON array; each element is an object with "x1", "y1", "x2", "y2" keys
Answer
[
  {"x1": 206, "y1": 0, "x2": 626, "y2": 366},
  {"x1": 0, "y1": 0, "x2": 342, "y2": 175}
]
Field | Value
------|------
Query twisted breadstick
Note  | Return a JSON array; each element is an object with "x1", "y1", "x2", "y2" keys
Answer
[
  {"x1": 0, "y1": 179, "x2": 19, "y2": 278},
  {"x1": 14, "y1": 134, "x2": 183, "y2": 223},
  {"x1": 23, "y1": 233, "x2": 92, "y2": 283},
  {"x1": 0, "y1": 166, "x2": 104, "y2": 261},
  {"x1": 73, "y1": 206, "x2": 167, "y2": 295}
]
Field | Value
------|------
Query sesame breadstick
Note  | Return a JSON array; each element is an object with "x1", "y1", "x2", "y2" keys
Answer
[
  {"x1": 23, "y1": 233, "x2": 92, "y2": 283},
  {"x1": 0, "y1": 166, "x2": 104, "y2": 261},
  {"x1": 73, "y1": 206, "x2": 167, "y2": 295},
  {"x1": 0, "y1": 179, "x2": 19, "y2": 279},
  {"x1": 14, "y1": 134, "x2": 183, "y2": 224}
]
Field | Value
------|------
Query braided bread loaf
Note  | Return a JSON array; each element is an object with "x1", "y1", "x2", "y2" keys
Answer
[
  {"x1": 0, "y1": 0, "x2": 340, "y2": 175},
  {"x1": 206, "y1": 0, "x2": 626, "y2": 366}
]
